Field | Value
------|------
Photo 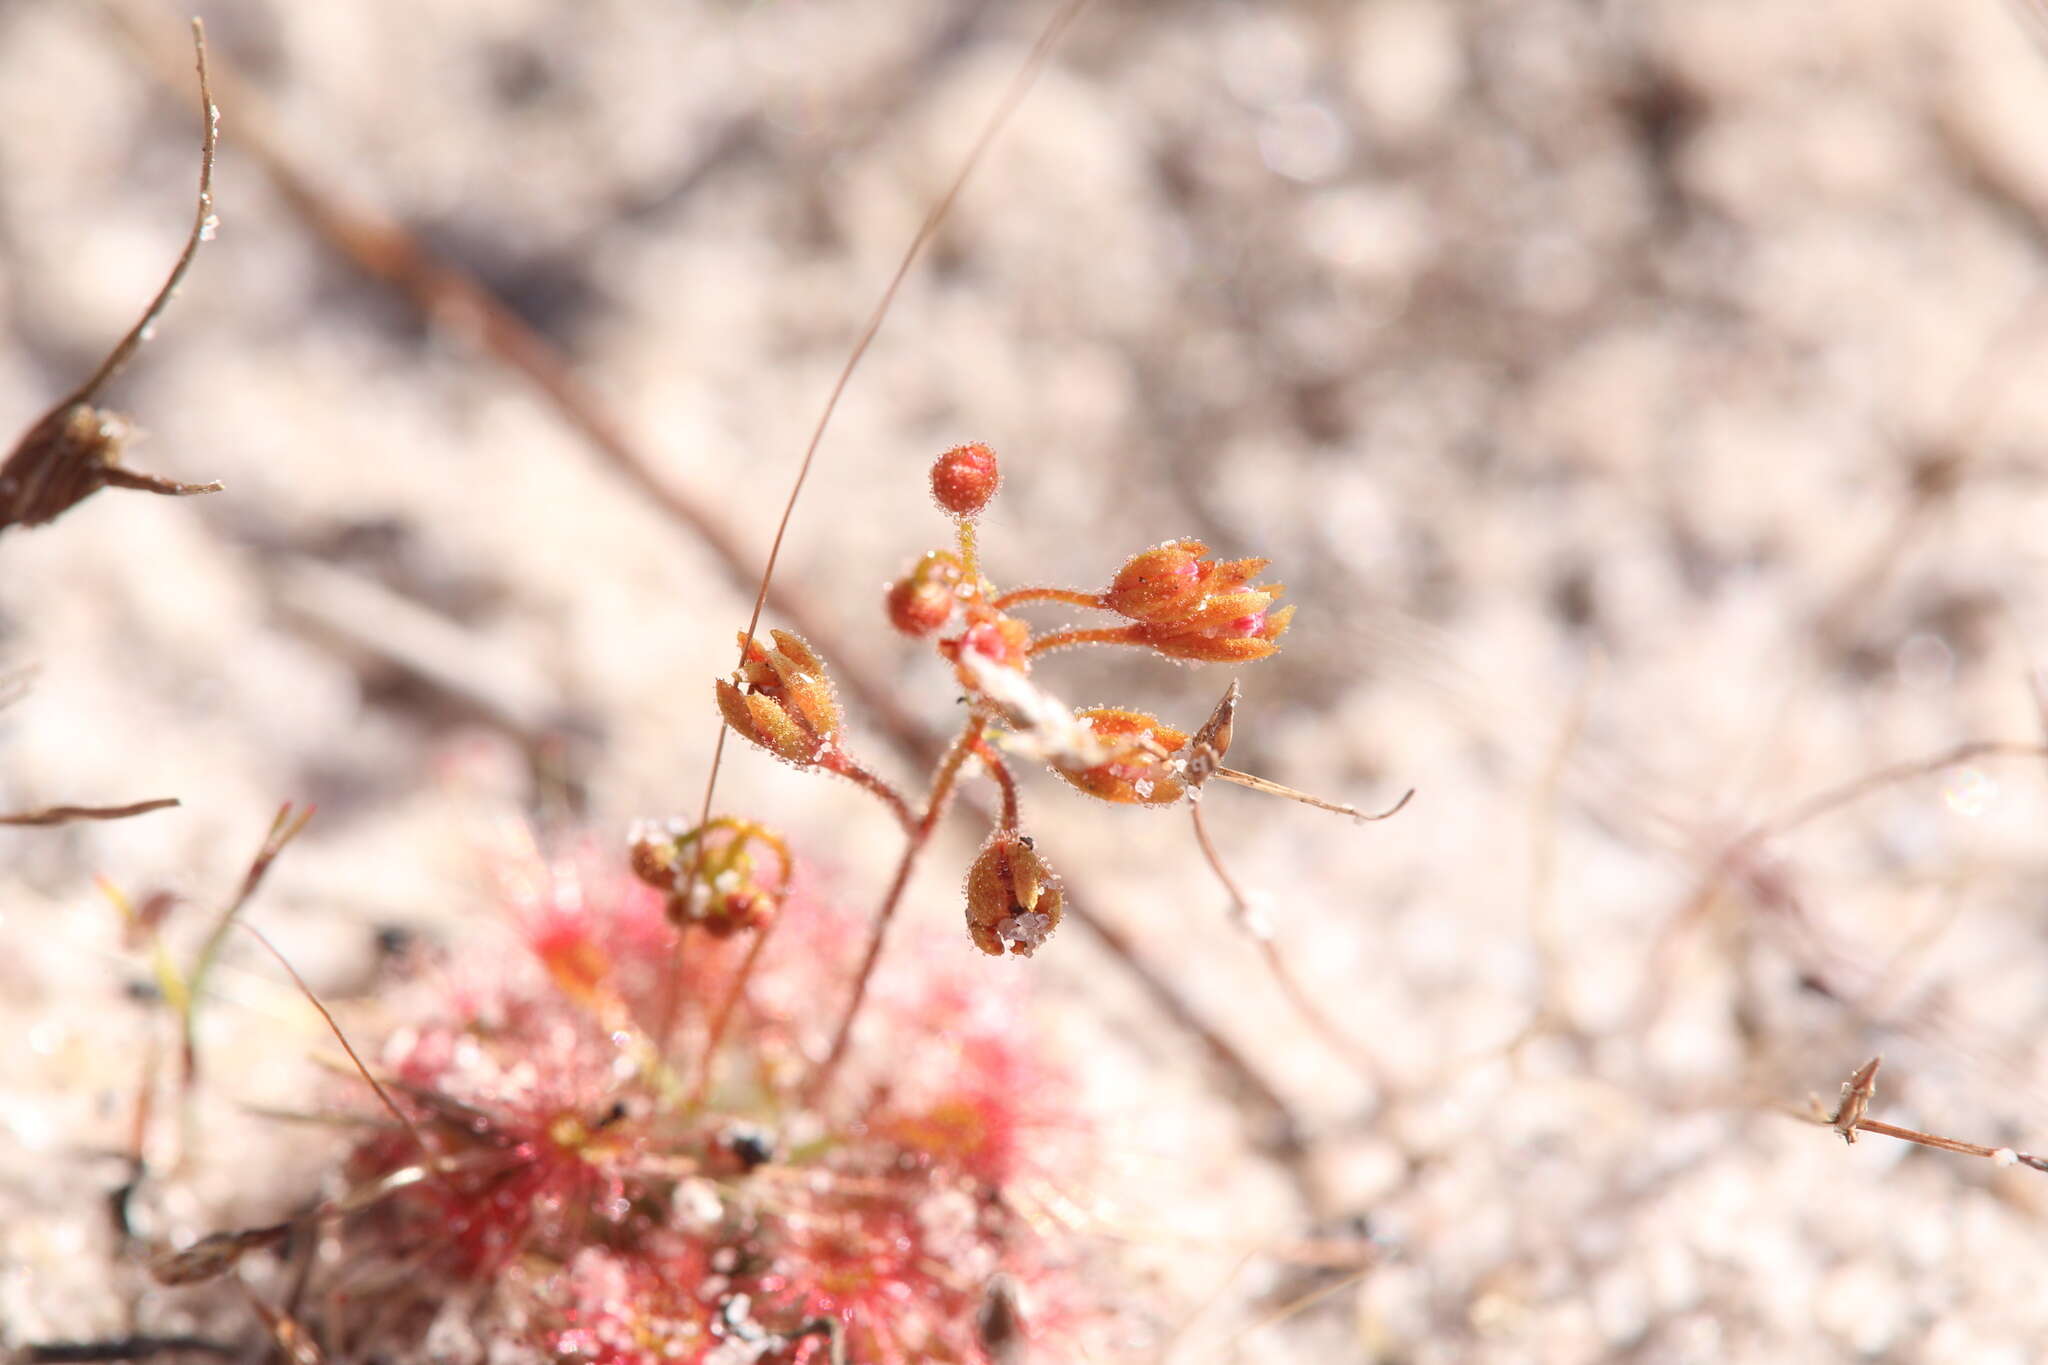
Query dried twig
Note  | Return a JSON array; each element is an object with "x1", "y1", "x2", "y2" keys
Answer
[
  {"x1": 0, "y1": 20, "x2": 221, "y2": 534},
  {"x1": 21, "y1": 1337, "x2": 237, "y2": 1363},
  {"x1": 179, "y1": 803, "x2": 315, "y2": 1092},
  {"x1": 0, "y1": 797, "x2": 179, "y2": 826},
  {"x1": 1642, "y1": 739, "x2": 2048, "y2": 1026},
  {"x1": 1797, "y1": 1055, "x2": 2048, "y2": 1172}
]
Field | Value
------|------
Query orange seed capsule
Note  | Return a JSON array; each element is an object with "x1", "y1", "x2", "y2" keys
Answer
[
  {"x1": 717, "y1": 629, "x2": 844, "y2": 766},
  {"x1": 1051, "y1": 707, "x2": 1189, "y2": 805},
  {"x1": 964, "y1": 831, "x2": 1064, "y2": 957}
]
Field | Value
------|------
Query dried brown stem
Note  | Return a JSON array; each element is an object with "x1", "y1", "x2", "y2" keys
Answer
[
  {"x1": 1798, "y1": 1055, "x2": 2048, "y2": 1172},
  {"x1": 1189, "y1": 799, "x2": 1383, "y2": 1089},
  {"x1": 1212, "y1": 769, "x2": 1416, "y2": 822},
  {"x1": 0, "y1": 797, "x2": 179, "y2": 826},
  {"x1": 0, "y1": 20, "x2": 221, "y2": 534}
]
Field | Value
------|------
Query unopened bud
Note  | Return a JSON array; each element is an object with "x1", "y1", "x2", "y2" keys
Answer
[
  {"x1": 885, "y1": 550, "x2": 965, "y2": 637},
  {"x1": 931, "y1": 442, "x2": 1001, "y2": 519}
]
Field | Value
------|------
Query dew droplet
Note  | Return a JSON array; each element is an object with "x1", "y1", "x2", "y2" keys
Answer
[
  {"x1": 198, "y1": 213, "x2": 220, "y2": 242},
  {"x1": 1942, "y1": 767, "x2": 1995, "y2": 818}
]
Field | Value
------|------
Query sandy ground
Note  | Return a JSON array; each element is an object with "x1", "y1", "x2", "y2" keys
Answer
[{"x1": 8, "y1": 0, "x2": 2048, "y2": 1360}]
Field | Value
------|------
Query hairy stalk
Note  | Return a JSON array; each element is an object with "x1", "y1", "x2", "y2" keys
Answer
[
  {"x1": 823, "y1": 755, "x2": 916, "y2": 834},
  {"x1": 807, "y1": 714, "x2": 987, "y2": 1107},
  {"x1": 1027, "y1": 626, "x2": 1138, "y2": 656},
  {"x1": 683, "y1": 0, "x2": 1082, "y2": 1081},
  {"x1": 956, "y1": 520, "x2": 983, "y2": 588},
  {"x1": 992, "y1": 586, "x2": 1105, "y2": 612},
  {"x1": 974, "y1": 739, "x2": 1021, "y2": 830}
]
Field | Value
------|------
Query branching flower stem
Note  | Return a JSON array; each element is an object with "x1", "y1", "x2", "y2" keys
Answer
[
  {"x1": 992, "y1": 587, "x2": 1105, "y2": 612},
  {"x1": 1028, "y1": 626, "x2": 1140, "y2": 656},
  {"x1": 973, "y1": 739, "x2": 1021, "y2": 831},
  {"x1": 807, "y1": 712, "x2": 989, "y2": 1107},
  {"x1": 822, "y1": 754, "x2": 916, "y2": 834},
  {"x1": 688, "y1": 919, "x2": 779, "y2": 1109}
]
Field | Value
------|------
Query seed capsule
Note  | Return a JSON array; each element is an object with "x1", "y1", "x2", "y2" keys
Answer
[
  {"x1": 964, "y1": 831, "x2": 1064, "y2": 958},
  {"x1": 1050, "y1": 707, "x2": 1188, "y2": 806},
  {"x1": 716, "y1": 629, "x2": 843, "y2": 767}
]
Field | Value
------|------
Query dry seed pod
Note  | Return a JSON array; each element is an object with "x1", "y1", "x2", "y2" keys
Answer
[
  {"x1": 629, "y1": 815, "x2": 789, "y2": 935},
  {"x1": 1051, "y1": 707, "x2": 1189, "y2": 806},
  {"x1": 716, "y1": 629, "x2": 844, "y2": 767},
  {"x1": 965, "y1": 830, "x2": 1064, "y2": 957},
  {"x1": 0, "y1": 22, "x2": 223, "y2": 535}
]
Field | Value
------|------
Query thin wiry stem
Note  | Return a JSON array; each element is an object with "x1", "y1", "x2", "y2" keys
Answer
[
  {"x1": 69, "y1": 18, "x2": 217, "y2": 407},
  {"x1": 1643, "y1": 739, "x2": 2048, "y2": 1027},
  {"x1": 180, "y1": 803, "x2": 315, "y2": 1095},
  {"x1": 807, "y1": 713, "x2": 987, "y2": 1108},
  {"x1": 1211, "y1": 769, "x2": 1415, "y2": 822},
  {"x1": 688, "y1": 920, "x2": 778, "y2": 1109},
  {"x1": 823, "y1": 755, "x2": 916, "y2": 834},
  {"x1": 1189, "y1": 799, "x2": 1384, "y2": 1088},
  {"x1": 679, "y1": 0, "x2": 1084, "y2": 1077},
  {"x1": 239, "y1": 922, "x2": 439, "y2": 1174}
]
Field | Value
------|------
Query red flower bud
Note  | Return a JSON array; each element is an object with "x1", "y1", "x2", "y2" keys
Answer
[
  {"x1": 1102, "y1": 539, "x2": 1212, "y2": 623},
  {"x1": 964, "y1": 831, "x2": 1064, "y2": 957},
  {"x1": 930, "y1": 442, "x2": 1001, "y2": 519},
  {"x1": 940, "y1": 613, "x2": 1032, "y2": 690},
  {"x1": 1100, "y1": 540, "x2": 1292, "y2": 661},
  {"x1": 885, "y1": 550, "x2": 965, "y2": 637}
]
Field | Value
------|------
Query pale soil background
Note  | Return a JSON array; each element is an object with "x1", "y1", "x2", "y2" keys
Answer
[{"x1": 7, "y1": 0, "x2": 2048, "y2": 1360}]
